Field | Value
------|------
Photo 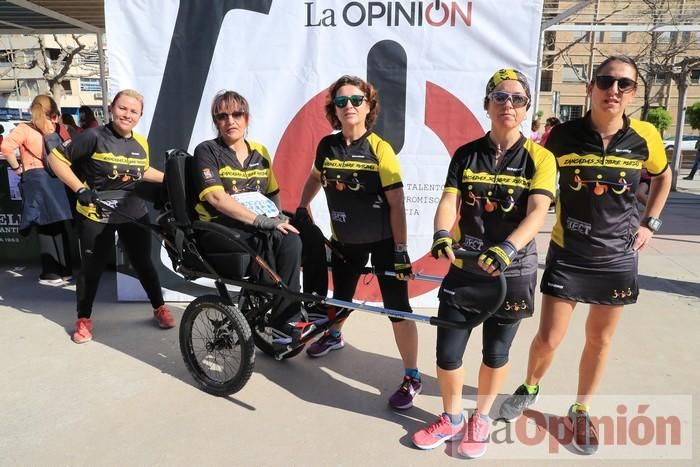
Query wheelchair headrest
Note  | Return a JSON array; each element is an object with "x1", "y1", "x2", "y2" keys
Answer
[{"x1": 163, "y1": 148, "x2": 198, "y2": 227}]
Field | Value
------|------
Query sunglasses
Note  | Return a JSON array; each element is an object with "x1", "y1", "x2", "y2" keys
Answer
[
  {"x1": 488, "y1": 91, "x2": 530, "y2": 108},
  {"x1": 214, "y1": 111, "x2": 247, "y2": 122},
  {"x1": 594, "y1": 75, "x2": 637, "y2": 93},
  {"x1": 333, "y1": 95, "x2": 366, "y2": 108}
]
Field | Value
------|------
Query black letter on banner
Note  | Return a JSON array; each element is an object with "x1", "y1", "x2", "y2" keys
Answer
[
  {"x1": 367, "y1": 40, "x2": 407, "y2": 153},
  {"x1": 148, "y1": 0, "x2": 273, "y2": 169},
  {"x1": 142, "y1": 0, "x2": 272, "y2": 293}
]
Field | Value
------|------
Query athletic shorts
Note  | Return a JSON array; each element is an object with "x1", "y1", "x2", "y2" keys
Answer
[{"x1": 540, "y1": 243, "x2": 639, "y2": 305}]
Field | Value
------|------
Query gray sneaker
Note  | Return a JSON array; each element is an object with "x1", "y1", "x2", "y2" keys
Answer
[
  {"x1": 568, "y1": 405, "x2": 599, "y2": 455},
  {"x1": 499, "y1": 384, "x2": 539, "y2": 422}
]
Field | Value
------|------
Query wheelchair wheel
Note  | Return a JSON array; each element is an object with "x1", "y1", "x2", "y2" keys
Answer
[
  {"x1": 253, "y1": 325, "x2": 306, "y2": 360},
  {"x1": 179, "y1": 295, "x2": 255, "y2": 396}
]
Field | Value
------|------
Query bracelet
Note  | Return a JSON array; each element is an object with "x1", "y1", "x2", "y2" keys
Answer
[{"x1": 10, "y1": 164, "x2": 20, "y2": 170}]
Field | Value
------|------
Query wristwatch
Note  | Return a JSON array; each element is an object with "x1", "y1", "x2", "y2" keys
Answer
[{"x1": 642, "y1": 216, "x2": 662, "y2": 233}]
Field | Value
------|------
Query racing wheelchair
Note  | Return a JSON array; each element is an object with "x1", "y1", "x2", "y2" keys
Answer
[{"x1": 131, "y1": 149, "x2": 507, "y2": 396}]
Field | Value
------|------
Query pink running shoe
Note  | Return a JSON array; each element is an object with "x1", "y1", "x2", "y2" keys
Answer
[
  {"x1": 412, "y1": 414, "x2": 466, "y2": 450},
  {"x1": 457, "y1": 411, "x2": 490, "y2": 458},
  {"x1": 72, "y1": 318, "x2": 93, "y2": 344},
  {"x1": 153, "y1": 305, "x2": 176, "y2": 329}
]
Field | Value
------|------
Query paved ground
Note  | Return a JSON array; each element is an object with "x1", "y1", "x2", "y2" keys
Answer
[{"x1": 1, "y1": 176, "x2": 699, "y2": 466}]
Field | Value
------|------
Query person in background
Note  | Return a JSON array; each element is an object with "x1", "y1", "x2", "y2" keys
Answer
[
  {"x1": 296, "y1": 75, "x2": 422, "y2": 410},
  {"x1": 499, "y1": 55, "x2": 672, "y2": 455},
  {"x1": 539, "y1": 116, "x2": 561, "y2": 146},
  {"x1": 530, "y1": 119, "x2": 541, "y2": 143},
  {"x1": 49, "y1": 89, "x2": 176, "y2": 344},
  {"x1": 0, "y1": 124, "x2": 4, "y2": 147},
  {"x1": 411, "y1": 69, "x2": 555, "y2": 458},
  {"x1": 1, "y1": 95, "x2": 73, "y2": 285},
  {"x1": 61, "y1": 113, "x2": 80, "y2": 139},
  {"x1": 79, "y1": 105, "x2": 99, "y2": 130},
  {"x1": 682, "y1": 139, "x2": 700, "y2": 180}
]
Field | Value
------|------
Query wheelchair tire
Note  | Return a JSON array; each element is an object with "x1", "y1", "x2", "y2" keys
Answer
[
  {"x1": 253, "y1": 327, "x2": 306, "y2": 360},
  {"x1": 179, "y1": 295, "x2": 255, "y2": 396}
]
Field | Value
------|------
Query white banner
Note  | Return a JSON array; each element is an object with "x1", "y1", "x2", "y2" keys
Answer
[{"x1": 106, "y1": 0, "x2": 543, "y2": 306}]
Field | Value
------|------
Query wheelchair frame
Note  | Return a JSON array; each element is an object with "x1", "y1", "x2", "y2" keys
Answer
[{"x1": 99, "y1": 149, "x2": 506, "y2": 396}]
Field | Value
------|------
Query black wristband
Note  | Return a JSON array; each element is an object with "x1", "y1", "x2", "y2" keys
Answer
[{"x1": 10, "y1": 164, "x2": 20, "y2": 170}]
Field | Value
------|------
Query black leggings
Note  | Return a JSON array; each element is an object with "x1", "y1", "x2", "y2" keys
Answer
[
  {"x1": 330, "y1": 238, "x2": 411, "y2": 321},
  {"x1": 77, "y1": 217, "x2": 164, "y2": 318},
  {"x1": 436, "y1": 312, "x2": 521, "y2": 371},
  {"x1": 36, "y1": 221, "x2": 73, "y2": 278}
]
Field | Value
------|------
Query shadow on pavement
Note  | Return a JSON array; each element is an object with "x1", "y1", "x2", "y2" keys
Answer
[{"x1": 1, "y1": 266, "x2": 481, "y2": 441}]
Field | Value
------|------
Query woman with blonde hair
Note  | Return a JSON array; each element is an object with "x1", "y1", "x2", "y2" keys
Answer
[
  {"x1": 49, "y1": 89, "x2": 175, "y2": 344},
  {"x1": 1, "y1": 95, "x2": 73, "y2": 284}
]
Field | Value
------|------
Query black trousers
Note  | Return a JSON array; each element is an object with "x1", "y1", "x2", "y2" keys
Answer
[
  {"x1": 77, "y1": 216, "x2": 164, "y2": 318},
  {"x1": 197, "y1": 226, "x2": 303, "y2": 326},
  {"x1": 330, "y1": 238, "x2": 412, "y2": 321},
  {"x1": 36, "y1": 221, "x2": 73, "y2": 278}
]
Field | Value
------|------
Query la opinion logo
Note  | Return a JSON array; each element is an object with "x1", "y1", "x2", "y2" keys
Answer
[
  {"x1": 304, "y1": 1, "x2": 473, "y2": 28},
  {"x1": 145, "y1": 1, "x2": 484, "y2": 300}
]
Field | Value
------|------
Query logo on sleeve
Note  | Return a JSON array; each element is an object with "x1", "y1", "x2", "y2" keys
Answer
[{"x1": 202, "y1": 168, "x2": 213, "y2": 179}]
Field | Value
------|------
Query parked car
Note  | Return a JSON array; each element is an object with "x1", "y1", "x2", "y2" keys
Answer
[{"x1": 663, "y1": 135, "x2": 699, "y2": 152}]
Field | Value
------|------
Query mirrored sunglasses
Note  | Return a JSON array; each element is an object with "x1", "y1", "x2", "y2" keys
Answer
[
  {"x1": 333, "y1": 95, "x2": 366, "y2": 108},
  {"x1": 488, "y1": 91, "x2": 530, "y2": 108}
]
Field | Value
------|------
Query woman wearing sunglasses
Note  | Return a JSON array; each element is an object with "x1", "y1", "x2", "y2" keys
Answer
[
  {"x1": 412, "y1": 69, "x2": 555, "y2": 458},
  {"x1": 499, "y1": 55, "x2": 672, "y2": 455},
  {"x1": 190, "y1": 90, "x2": 305, "y2": 339},
  {"x1": 296, "y1": 75, "x2": 422, "y2": 410},
  {"x1": 49, "y1": 89, "x2": 176, "y2": 344}
]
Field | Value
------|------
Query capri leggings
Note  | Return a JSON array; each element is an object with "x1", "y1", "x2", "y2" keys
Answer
[
  {"x1": 330, "y1": 238, "x2": 411, "y2": 321},
  {"x1": 436, "y1": 312, "x2": 521, "y2": 371},
  {"x1": 77, "y1": 216, "x2": 164, "y2": 318}
]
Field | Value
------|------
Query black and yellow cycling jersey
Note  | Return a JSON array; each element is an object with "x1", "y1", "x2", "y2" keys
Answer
[
  {"x1": 545, "y1": 113, "x2": 668, "y2": 258},
  {"x1": 313, "y1": 131, "x2": 402, "y2": 244},
  {"x1": 52, "y1": 123, "x2": 150, "y2": 223},
  {"x1": 443, "y1": 134, "x2": 556, "y2": 275},
  {"x1": 192, "y1": 137, "x2": 279, "y2": 223}
]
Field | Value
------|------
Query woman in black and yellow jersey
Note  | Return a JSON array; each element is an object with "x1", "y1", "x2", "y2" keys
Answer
[
  {"x1": 412, "y1": 69, "x2": 556, "y2": 458},
  {"x1": 49, "y1": 89, "x2": 176, "y2": 344},
  {"x1": 190, "y1": 91, "x2": 303, "y2": 337},
  {"x1": 296, "y1": 75, "x2": 421, "y2": 410},
  {"x1": 499, "y1": 56, "x2": 672, "y2": 455}
]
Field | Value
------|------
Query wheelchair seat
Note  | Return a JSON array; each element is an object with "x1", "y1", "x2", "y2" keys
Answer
[{"x1": 160, "y1": 149, "x2": 251, "y2": 280}]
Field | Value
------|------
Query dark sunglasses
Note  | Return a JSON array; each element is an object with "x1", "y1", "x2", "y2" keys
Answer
[
  {"x1": 488, "y1": 91, "x2": 530, "y2": 108},
  {"x1": 594, "y1": 75, "x2": 637, "y2": 93},
  {"x1": 333, "y1": 95, "x2": 366, "y2": 108},
  {"x1": 214, "y1": 111, "x2": 247, "y2": 122}
]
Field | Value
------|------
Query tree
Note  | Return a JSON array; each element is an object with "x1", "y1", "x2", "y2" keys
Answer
[
  {"x1": 1, "y1": 34, "x2": 101, "y2": 105},
  {"x1": 34, "y1": 34, "x2": 99, "y2": 104},
  {"x1": 645, "y1": 107, "x2": 672, "y2": 134},
  {"x1": 686, "y1": 102, "x2": 700, "y2": 131}
]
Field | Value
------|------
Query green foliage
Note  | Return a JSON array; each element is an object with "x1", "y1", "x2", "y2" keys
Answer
[
  {"x1": 645, "y1": 107, "x2": 672, "y2": 133},
  {"x1": 686, "y1": 102, "x2": 700, "y2": 131},
  {"x1": 535, "y1": 110, "x2": 544, "y2": 119}
]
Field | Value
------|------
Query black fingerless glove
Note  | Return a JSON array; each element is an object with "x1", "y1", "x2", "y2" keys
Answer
[
  {"x1": 253, "y1": 214, "x2": 284, "y2": 230},
  {"x1": 479, "y1": 240, "x2": 518, "y2": 272},
  {"x1": 430, "y1": 230, "x2": 453, "y2": 259},
  {"x1": 393, "y1": 248, "x2": 412, "y2": 280},
  {"x1": 76, "y1": 187, "x2": 99, "y2": 207}
]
